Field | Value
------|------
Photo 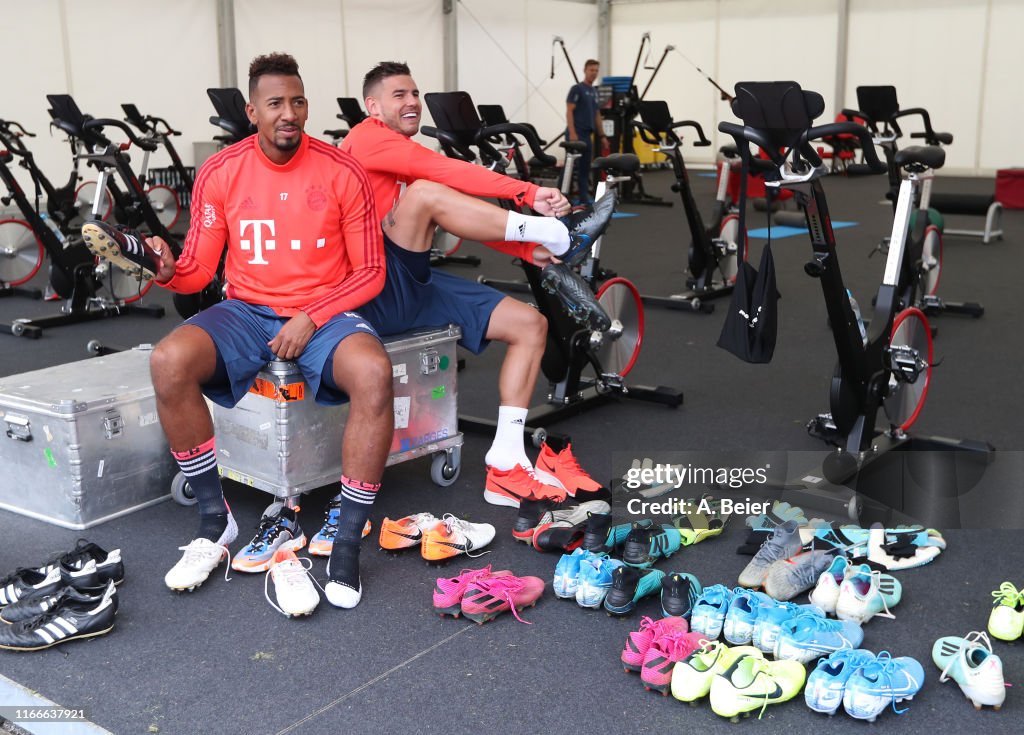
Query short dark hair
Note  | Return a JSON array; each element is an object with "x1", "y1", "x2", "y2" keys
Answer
[
  {"x1": 585, "y1": 59, "x2": 599, "y2": 69},
  {"x1": 362, "y1": 61, "x2": 411, "y2": 99},
  {"x1": 248, "y1": 53, "x2": 301, "y2": 97}
]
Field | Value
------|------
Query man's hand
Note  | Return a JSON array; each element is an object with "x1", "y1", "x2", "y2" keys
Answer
[
  {"x1": 600, "y1": 137, "x2": 611, "y2": 157},
  {"x1": 268, "y1": 311, "x2": 316, "y2": 361},
  {"x1": 530, "y1": 245, "x2": 556, "y2": 267},
  {"x1": 146, "y1": 235, "x2": 178, "y2": 283},
  {"x1": 532, "y1": 187, "x2": 572, "y2": 218}
]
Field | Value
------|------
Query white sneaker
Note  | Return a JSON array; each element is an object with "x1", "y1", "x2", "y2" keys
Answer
[
  {"x1": 808, "y1": 556, "x2": 851, "y2": 614},
  {"x1": 164, "y1": 515, "x2": 237, "y2": 592},
  {"x1": 421, "y1": 514, "x2": 495, "y2": 561},
  {"x1": 538, "y1": 499, "x2": 611, "y2": 527},
  {"x1": 265, "y1": 549, "x2": 320, "y2": 617},
  {"x1": 835, "y1": 565, "x2": 902, "y2": 623},
  {"x1": 933, "y1": 631, "x2": 1006, "y2": 709}
]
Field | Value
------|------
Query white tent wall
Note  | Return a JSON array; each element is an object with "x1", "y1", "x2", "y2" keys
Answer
[
  {"x1": 3, "y1": 1, "x2": 69, "y2": 197},
  {"x1": 610, "y1": 0, "x2": 838, "y2": 167},
  {"x1": 846, "y1": 0, "x2": 988, "y2": 174},
  {"x1": 716, "y1": 0, "x2": 838, "y2": 124},
  {"x1": 1, "y1": 0, "x2": 219, "y2": 198},
  {"x1": 233, "y1": 0, "x2": 444, "y2": 146},
  {"x1": 978, "y1": 0, "x2": 1023, "y2": 171},
  {"x1": 455, "y1": 0, "x2": 600, "y2": 150},
  {"x1": 0, "y1": 0, "x2": 1013, "y2": 205},
  {"x1": 610, "y1": 0, "x2": 1013, "y2": 175}
]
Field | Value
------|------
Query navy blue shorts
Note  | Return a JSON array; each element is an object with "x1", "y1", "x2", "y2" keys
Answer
[
  {"x1": 359, "y1": 236, "x2": 505, "y2": 354},
  {"x1": 183, "y1": 300, "x2": 381, "y2": 408}
]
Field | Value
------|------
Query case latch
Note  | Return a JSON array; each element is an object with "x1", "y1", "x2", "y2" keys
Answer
[
  {"x1": 420, "y1": 349, "x2": 440, "y2": 375},
  {"x1": 3, "y1": 414, "x2": 31, "y2": 442},
  {"x1": 102, "y1": 411, "x2": 124, "y2": 439}
]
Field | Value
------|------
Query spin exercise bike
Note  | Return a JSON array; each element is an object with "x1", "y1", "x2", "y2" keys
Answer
[
  {"x1": 633, "y1": 100, "x2": 750, "y2": 314},
  {"x1": 121, "y1": 103, "x2": 194, "y2": 228},
  {"x1": 845, "y1": 86, "x2": 983, "y2": 322},
  {"x1": 0, "y1": 100, "x2": 166, "y2": 337},
  {"x1": 719, "y1": 81, "x2": 992, "y2": 525}
]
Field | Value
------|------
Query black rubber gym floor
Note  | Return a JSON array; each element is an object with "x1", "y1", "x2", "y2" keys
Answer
[{"x1": 0, "y1": 170, "x2": 1021, "y2": 735}]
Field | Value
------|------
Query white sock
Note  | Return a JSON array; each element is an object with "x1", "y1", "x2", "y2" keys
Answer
[
  {"x1": 505, "y1": 212, "x2": 571, "y2": 256},
  {"x1": 484, "y1": 406, "x2": 531, "y2": 471}
]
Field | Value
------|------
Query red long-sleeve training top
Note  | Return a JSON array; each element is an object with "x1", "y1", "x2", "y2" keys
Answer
[{"x1": 161, "y1": 134, "x2": 384, "y2": 327}]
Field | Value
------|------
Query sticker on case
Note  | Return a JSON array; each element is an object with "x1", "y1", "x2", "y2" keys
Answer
[
  {"x1": 394, "y1": 396, "x2": 411, "y2": 429},
  {"x1": 249, "y1": 378, "x2": 304, "y2": 402}
]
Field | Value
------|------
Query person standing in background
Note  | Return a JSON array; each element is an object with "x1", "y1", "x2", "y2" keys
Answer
[{"x1": 566, "y1": 59, "x2": 609, "y2": 205}]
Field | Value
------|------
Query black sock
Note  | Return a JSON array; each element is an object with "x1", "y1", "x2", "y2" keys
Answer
[
  {"x1": 327, "y1": 477, "x2": 379, "y2": 588},
  {"x1": 172, "y1": 438, "x2": 228, "y2": 542},
  {"x1": 198, "y1": 513, "x2": 230, "y2": 543}
]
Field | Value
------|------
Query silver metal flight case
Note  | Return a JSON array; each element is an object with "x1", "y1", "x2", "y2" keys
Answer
[
  {"x1": 203, "y1": 325, "x2": 464, "y2": 501},
  {"x1": 0, "y1": 346, "x2": 175, "y2": 530}
]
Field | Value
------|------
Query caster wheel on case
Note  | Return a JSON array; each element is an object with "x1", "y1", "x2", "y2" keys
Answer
[
  {"x1": 430, "y1": 446, "x2": 461, "y2": 486},
  {"x1": 171, "y1": 471, "x2": 198, "y2": 506}
]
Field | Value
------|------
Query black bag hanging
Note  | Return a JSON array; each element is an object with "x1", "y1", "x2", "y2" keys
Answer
[{"x1": 717, "y1": 146, "x2": 781, "y2": 363}]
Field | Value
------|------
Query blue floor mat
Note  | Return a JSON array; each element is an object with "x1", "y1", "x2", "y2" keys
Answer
[{"x1": 748, "y1": 220, "x2": 858, "y2": 239}]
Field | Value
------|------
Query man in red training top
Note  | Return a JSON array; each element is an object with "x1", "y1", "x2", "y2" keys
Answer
[
  {"x1": 341, "y1": 61, "x2": 611, "y2": 510},
  {"x1": 84, "y1": 53, "x2": 389, "y2": 610}
]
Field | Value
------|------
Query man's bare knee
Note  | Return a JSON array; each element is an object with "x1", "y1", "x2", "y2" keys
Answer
[
  {"x1": 490, "y1": 300, "x2": 547, "y2": 349},
  {"x1": 332, "y1": 338, "x2": 394, "y2": 409},
  {"x1": 349, "y1": 352, "x2": 393, "y2": 413},
  {"x1": 405, "y1": 179, "x2": 441, "y2": 203},
  {"x1": 524, "y1": 305, "x2": 547, "y2": 343},
  {"x1": 150, "y1": 328, "x2": 215, "y2": 398}
]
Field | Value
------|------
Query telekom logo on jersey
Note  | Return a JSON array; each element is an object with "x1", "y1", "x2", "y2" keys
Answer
[{"x1": 238, "y1": 220, "x2": 326, "y2": 265}]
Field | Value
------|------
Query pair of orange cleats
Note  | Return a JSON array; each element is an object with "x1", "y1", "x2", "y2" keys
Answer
[
  {"x1": 483, "y1": 442, "x2": 605, "y2": 508},
  {"x1": 378, "y1": 512, "x2": 496, "y2": 562}
]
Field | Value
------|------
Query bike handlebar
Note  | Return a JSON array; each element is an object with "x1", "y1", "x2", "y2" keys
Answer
[
  {"x1": 477, "y1": 122, "x2": 556, "y2": 166},
  {"x1": 122, "y1": 105, "x2": 181, "y2": 138},
  {"x1": 83, "y1": 118, "x2": 159, "y2": 151},
  {"x1": 672, "y1": 120, "x2": 712, "y2": 146},
  {"x1": 633, "y1": 119, "x2": 712, "y2": 148},
  {"x1": 147, "y1": 115, "x2": 181, "y2": 136},
  {"x1": 633, "y1": 120, "x2": 660, "y2": 146},
  {"x1": 718, "y1": 120, "x2": 886, "y2": 174},
  {"x1": 807, "y1": 122, "x2": 886, "y2": 172},
  {"x1": 893, "y1": 107, "x2": 936, "y2": 137},
  {"x1": 0, "y1": 120, "x2": 34, "y2": 137},
  {"x1": 419, "y1": 126, "x2": 476, "y2": 163}
]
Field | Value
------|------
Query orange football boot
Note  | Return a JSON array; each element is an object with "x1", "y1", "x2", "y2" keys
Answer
[
  {"x1": 536, "y1": 442, "x2": 606, "y2": 497},
  {"x1": 484, "y1": 465, "x2": 567, "y2": 508}
]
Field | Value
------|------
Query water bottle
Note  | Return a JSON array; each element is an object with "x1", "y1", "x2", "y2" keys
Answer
[
  {"x1": 846, "y1": 289, "x2": 868, "y2": 345},
  {"x1": 39, "y1": 212, "x2": 69, "y2": 247}
]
